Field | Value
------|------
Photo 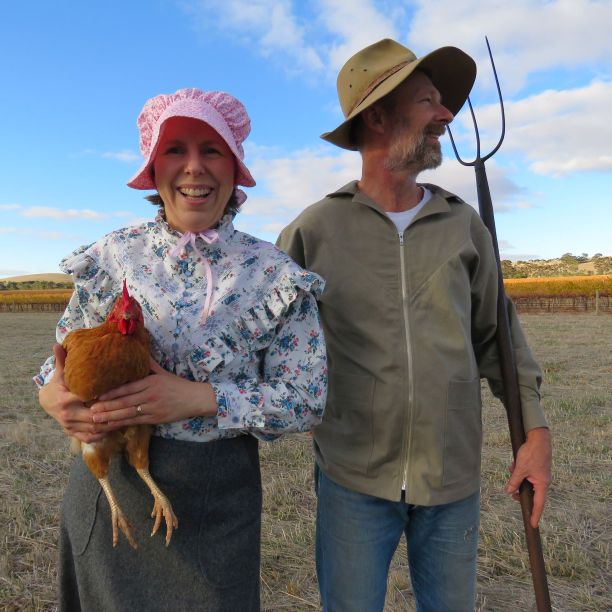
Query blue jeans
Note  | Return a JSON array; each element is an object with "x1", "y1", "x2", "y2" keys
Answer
[{"x1": 316, "y1": 470, "x2": 480, "y2": 612}]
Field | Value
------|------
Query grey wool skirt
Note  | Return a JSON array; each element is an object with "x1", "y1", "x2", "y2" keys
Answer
[{"x1": 59, "y1": 435, "x2": 261, "y2": 612}]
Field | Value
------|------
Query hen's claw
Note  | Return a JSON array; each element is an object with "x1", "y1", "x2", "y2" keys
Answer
[
  {"x1": 136, "y1": 468, "x2": 178, "y2": 545},
  {"x1": 99, "y1": 476, "x2": 138, "y2": 549},
  {"x1": 111, "y1": 506, "x2": 138, "y2": 549},
  {"x1": 150, "y1": 496, "x2": 178, "y2": 545}
]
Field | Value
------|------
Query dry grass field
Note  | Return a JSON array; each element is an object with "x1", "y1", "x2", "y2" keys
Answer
[
  {"x1": 0, "y1": 313, "x2": 610, "y2": 611},
  {"x1": 504, "y1": 275, "x2": 611, "y2": 298}
]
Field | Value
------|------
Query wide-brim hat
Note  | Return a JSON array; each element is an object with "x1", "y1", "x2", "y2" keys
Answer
[
  {"x1": 128, "y1": 88, "x2": 255, "y2": 190},
  {"x1": 322, "y1": 39, "x2": 477, "y2": 150}
]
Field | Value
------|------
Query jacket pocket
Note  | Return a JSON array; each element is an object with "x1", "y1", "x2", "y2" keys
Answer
[
  {"x1": 316, "y1": 371, "x2": 376, "y2": 473},
  {"x1": 443, "y1": 378, "x2": 482, "y2": 487}
]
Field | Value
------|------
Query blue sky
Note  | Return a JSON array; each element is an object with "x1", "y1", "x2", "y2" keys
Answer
[{"x1": 1, "y1": 0, "x2": 610, "y2": 278}]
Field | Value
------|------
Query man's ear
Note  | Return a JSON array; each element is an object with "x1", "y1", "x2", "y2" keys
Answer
[{"x1": 361, "y1": 104, "x2": 387, "y2": 134}]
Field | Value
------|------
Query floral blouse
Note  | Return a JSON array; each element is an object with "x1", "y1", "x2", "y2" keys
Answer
[{"x1": 35, "y1": 212, "x2": 327, "y2": 443}]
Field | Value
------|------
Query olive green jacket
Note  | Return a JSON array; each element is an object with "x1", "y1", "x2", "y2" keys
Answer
[{"x1": 277, "y1": 181, "x2": 547, "y2": 505}]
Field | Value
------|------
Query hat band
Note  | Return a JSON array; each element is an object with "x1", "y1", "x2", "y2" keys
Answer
[{"x1": 347, "y1": 60, "x2": 411, "y2": 117}]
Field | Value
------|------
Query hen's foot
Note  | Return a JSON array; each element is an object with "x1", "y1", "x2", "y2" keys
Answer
[
  {"x1": 98, "y1": 476, "x2": 138, "y2": 549},
  {"x1": 150, "y1": 495, "x2": 179, "y2": 546},
  {"x1": 136, "y1": 468, "x2": 178, "y2": 546},
  {"x1": 110, "y1": 506, "x2": 138, "y2": 549}
]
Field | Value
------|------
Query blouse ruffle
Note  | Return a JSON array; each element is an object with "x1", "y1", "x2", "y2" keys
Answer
[
  {"x1": 186, "y1": 269, "x2": 323, "y2": 378},
  {"x1": 35, "y1": 214, "x2": 327, "y2": 443}
]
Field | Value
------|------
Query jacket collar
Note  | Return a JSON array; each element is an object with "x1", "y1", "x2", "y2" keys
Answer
[{"x1": 327, "y1": 180, "x2": 464, "y2": 222}]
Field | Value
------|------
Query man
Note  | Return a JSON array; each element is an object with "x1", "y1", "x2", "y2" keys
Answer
[{"x1": 277, "y1": 39, "x2": 552, "y2": 611}]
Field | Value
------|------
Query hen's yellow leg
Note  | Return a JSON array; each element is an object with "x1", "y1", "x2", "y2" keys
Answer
[
  {"x1": 98, "y1": 477, "x2": 138, "y2": 549},
  {"x1": 136, "y1": 469, "x2": 178, "y2": 546}
]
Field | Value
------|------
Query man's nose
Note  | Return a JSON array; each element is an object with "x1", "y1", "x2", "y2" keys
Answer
[{"x1": 437, "y1": 102, "x2": 454, "y2": 124}]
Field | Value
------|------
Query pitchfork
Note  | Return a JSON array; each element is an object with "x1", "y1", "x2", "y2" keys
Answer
[{"x1": 447, "y1": 38, "x2": 552, "y2": 612}]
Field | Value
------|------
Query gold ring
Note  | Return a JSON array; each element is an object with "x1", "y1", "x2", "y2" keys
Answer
[{"x1": 136, "y1": 405, "x2": 143, "y2": 414}]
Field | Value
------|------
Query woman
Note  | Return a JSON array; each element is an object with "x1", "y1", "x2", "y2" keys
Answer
[{"x1": 36, "y1": 88, "x2": 327, "y2": 611}]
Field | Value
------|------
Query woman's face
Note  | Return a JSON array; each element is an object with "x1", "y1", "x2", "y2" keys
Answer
[{"x1": 153, "y1": 116, "x2": 236, "y2": 233}]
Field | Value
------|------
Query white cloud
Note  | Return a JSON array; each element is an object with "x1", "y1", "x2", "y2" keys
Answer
[
  {"x1": 501, "y1": 252, "x2": 541, "y2": 262},
  {"x1": 407, "y1": 0, "x2": 612, "y2": 94},
  {"x1": 0, "y1": 227, "x2": 79, "y2": 240},
  {"x1": 37, "y1": 230, "x2": 82, "y2": 240},
  {"x1": 498, "y1": 240, "x2": 543, "y2": 261},
  {"x1": 182, "y1": 0, "x2": 406, "y2": 78},
  {"x1": 421, "y1": 155, "x2": 533, "y2": 212},
  {"x1": 2, "y1": 204, "x2": 113, "y2": 221},
  {"x1": 184, "y1": 0, "x2": 324, "y2": 73},
  {"x1": 20, "y1": 207, "x2": 108, "y2": 220},
  {"x1": 454, "y1": 80, "x2": 612, "y2": 176},
  {"x1": 112, "y1": 211, "x2": 152, "y2": 226},
  {"x1": 0, "y1": 268, "x2": 30, "y2": 277},
  {"x1": 237, "y1": 141, "x2": 533, "y2": 239},
  {"x1": 80, "y1": 149, "x2": 140, "y2": 163},
  {"x1": 244, "y1": 146, "x2": 360, "y2": 221},
  {"x1": 102, "y1": 150, "x2": 140, "y2": 163},
  {"x1": 317, "y1": 0, "x2": 399, "y2": 70},
  {"x1": 182, "y1": 0, "x2": 611, "y2": 91}
]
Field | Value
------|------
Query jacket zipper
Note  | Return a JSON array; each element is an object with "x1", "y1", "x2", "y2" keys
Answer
[{"x1": 398, "y1": 232, "x2": 415, "y2": 492}]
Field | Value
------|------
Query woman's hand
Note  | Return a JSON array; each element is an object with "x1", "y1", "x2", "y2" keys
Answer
[
  {"x1": 38, "y1": 344, "x2": 106, "y2": 443},
  {"x1": 89, "y1": 358, "x2": 218, "y2": 428}
]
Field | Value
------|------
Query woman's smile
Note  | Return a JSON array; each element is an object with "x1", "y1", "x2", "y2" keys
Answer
[{"x1": 153, "y1": 117, "x2": 236, "y2": 233}]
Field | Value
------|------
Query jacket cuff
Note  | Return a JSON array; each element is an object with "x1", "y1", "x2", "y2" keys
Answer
[{"x1": 519, "y1": 385, "x2": 548, "y2": 431}]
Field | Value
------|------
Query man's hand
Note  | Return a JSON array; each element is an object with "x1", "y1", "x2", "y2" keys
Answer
[{"x1": 505, "y1": 426, "x2": 552, "y2": 528}]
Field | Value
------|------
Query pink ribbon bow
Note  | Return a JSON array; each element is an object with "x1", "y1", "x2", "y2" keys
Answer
[{"x1": 169, "y1": 229, "x2": 219, "y2": 324}]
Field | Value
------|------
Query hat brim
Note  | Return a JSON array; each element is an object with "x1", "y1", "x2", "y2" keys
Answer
[
  {"x1": 321, "y1": 46, "x2": 477, "y2": 151},
  {"x1": 127, "y1": 111, "x2": 256, "y2": 190},
  {"x1": 127, "y1": 150, "x2": 256, "y2": 191}
]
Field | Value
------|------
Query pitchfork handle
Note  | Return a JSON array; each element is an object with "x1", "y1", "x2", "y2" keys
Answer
[{"x1": 475, "y1": 161, "x2": 552, "y2": 612}]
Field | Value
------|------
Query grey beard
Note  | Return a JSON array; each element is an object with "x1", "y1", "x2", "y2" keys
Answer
[{"x1": 385, "y1": 132, "x2": 443, "y2": 173}]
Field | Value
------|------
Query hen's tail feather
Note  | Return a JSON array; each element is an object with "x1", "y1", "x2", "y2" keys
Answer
[{"x1": 69, "y1": 437, "x2": 81, "y2": 455}]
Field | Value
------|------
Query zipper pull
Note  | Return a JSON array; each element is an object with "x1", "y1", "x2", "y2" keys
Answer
[{"x1": 398, "y1": 232, "x2": 404, "y2": 245}]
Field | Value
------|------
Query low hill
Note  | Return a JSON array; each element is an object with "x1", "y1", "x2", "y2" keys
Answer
[
  {"x1": 0, "y1": 273, "x2": 72, "y2": 284},
  {"x1": 502, "y1": 254, "x2": 611, "y2": 278},
  {"x1": 2, "y1": 253, "x2": 611, "y2": 286}
]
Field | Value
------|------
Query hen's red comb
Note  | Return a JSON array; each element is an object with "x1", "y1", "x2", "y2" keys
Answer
[{"x1": 122, "y1": 279, "x2": 130, "y2": 304}]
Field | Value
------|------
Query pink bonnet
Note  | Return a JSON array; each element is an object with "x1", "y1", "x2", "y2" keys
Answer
[{"x1": 127, "y1": 88, "x2": 256, "y2": 192}]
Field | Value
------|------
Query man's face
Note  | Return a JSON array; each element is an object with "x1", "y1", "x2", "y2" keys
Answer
[{"x1": 383, "y1": 72, "x2": 454, "y2": 173}]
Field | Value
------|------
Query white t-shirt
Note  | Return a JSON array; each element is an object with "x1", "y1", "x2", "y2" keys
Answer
[{"x1": 385, "y1": 186, "x2": 432, "y2": 234}]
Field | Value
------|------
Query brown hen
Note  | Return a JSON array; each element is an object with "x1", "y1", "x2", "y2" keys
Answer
[{"x1": 63, "y1": 280, "x2": 177, "y2": 548}]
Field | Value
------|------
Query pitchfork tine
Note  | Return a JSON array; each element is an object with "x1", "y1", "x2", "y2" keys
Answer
[{"x1": 447, "y1": 36, "x2": 505, "y2": 164}]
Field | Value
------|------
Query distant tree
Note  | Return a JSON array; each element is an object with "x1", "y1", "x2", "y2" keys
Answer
[
  {"x1": 0, "y1": 280, "x2": 72, "y2": 291},
  {"x1": 593, "y1": 257, "x2": 612, "y2": 275},
  {"x1": 501, "y1": 260, "x2": 515, "y2": 278},
  {"x1": 593, "y1": 253, "x2": 602, "y2": 258}
]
